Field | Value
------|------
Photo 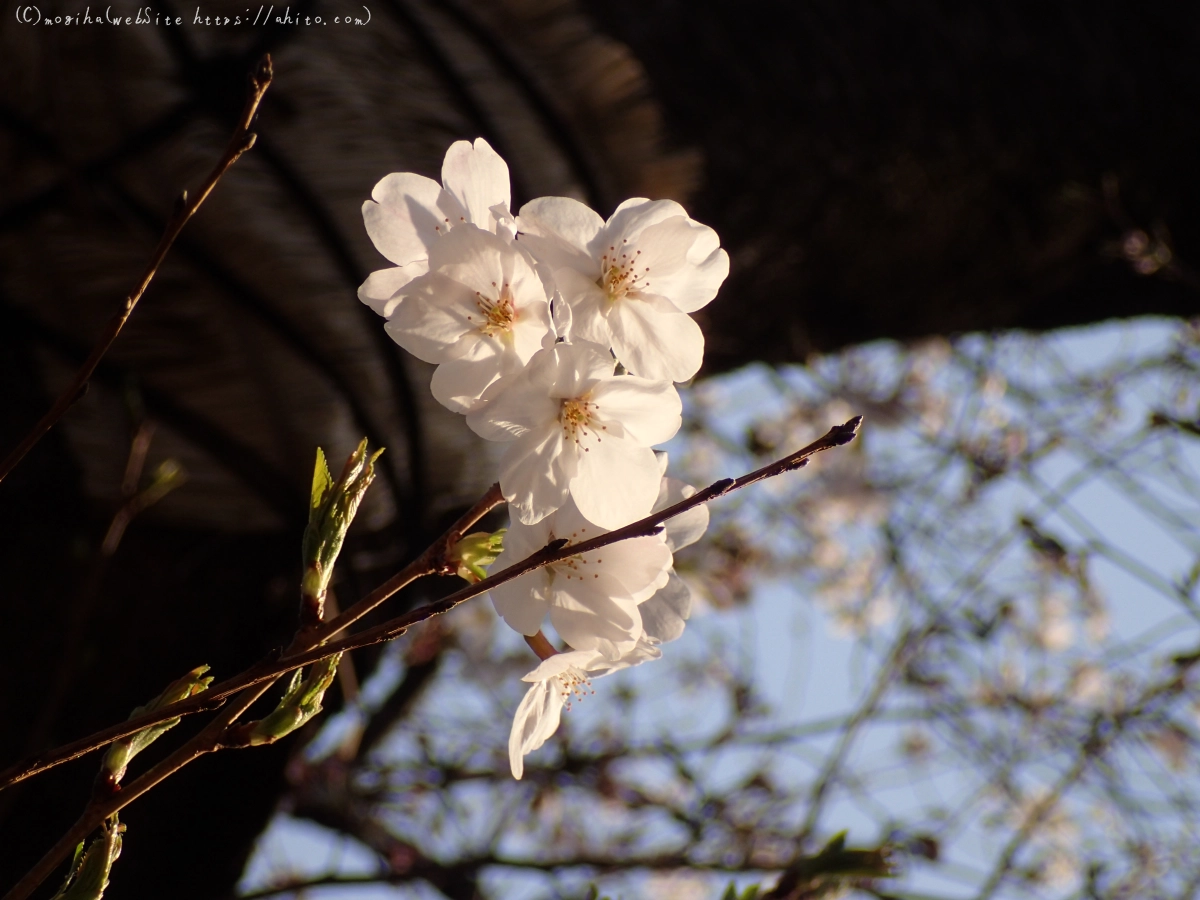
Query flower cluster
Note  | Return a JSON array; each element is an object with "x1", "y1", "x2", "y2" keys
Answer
[{"x1": 360, "y1": 139, "x2": 724, "y2": 778}]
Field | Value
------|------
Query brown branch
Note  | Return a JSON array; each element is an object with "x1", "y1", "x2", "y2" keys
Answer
[
  {"x1": 0, "y1": 483, "x2": 506, "y2": 791},
  {"x1": 0, "y1": 420, "x2": 859, "y2": 793},
  {"x1": 0, "y1": 482, "x2": 509, "y2": 899},
  {"x1": 0, "y1": 54, "x2": 274, "y2": 485}
]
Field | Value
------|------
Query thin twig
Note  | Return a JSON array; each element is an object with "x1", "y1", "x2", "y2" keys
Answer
[
  {"x1": 0, "y1": 481, "x2": 509, "y2": 899},
  {"x1": 0, "y1": 420, "x2": 860, "y2": 794},
  {"x1": 0, "y1": 483, "x2": 506, "y2": 791},
  {"x1": 0, "y1": 55, "x2": 274, "y2": 485}
]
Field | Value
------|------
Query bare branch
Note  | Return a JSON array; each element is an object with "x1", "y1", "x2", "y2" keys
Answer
[
  {"x1": 0, "y1": 419, "x2": 860, "y2": 795},
  {"x1": 0, "y1": 54, "x2": 274, "y2": 484}
]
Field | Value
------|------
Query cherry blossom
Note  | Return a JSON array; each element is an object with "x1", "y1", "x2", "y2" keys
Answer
[
  {"x1": 488, "y1": 496, "x2": 672, "y2": 656},
  {"x1": 509, "y1": 642, "x2": 661, "y2": 779},
  {"x1": 379, "y1": 224, "x2": 554, "y2": 412},
  {"x1": 639, "y1": 464, "x2": 710, "y2": 644},
  {"x1": 359, "y1": 138, "x2": 512, "y2": 314},
  {"x1": 516, "y1": 196, "x2": 729, "y2": 382},
  {"x1": 466, "y1": 340, "x2": 682, "y2": 528}
]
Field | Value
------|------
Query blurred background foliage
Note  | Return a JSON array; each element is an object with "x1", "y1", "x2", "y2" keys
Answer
[{"x1": 1, "y1": 1, "x2": 1198, "y2": 897}]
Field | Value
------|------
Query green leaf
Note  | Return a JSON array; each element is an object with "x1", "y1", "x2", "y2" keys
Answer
[
  {"x1": 101, "y1": 666, "x2": 212, "y2": 785},
  {"x1": 310, "y1": 447, "x2": 333, "y2": 512},
  {"x1": 50, "y1": 818, "x2": 123, "y2": 900},
  {"x1": 248, "y1": 653, "x2": 343, "y2": 745}
]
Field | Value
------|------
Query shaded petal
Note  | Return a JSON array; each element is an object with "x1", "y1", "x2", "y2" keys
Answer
[
  {"x1": 655, "y1": 478, "x2": 709, "y2": 551},
  {"x1": 430, "y1": 341, "x2": 519, "y2": 413},
  {"x1": 357, "y1": 261, "x2": 428, "y2": 317},
  {"x1": 639, "y1": 572, "x2": 692, "y2": 643},
  {"x1": 509, "y1": 679, "x2": 564, "y2": 779},
  {"x1": 466, "y1": 356, "x2": 560, "y2": 441},
  {"x1": 500, "y1": 428, "x2": 576, "y2": 525},
  {"x1": 668, "y1": 231, "x2": 730, "y2": 314},
  {"x1": 588, "y1": 536, "x2": 672, "y2": 603},
  {"x1": 442, "y1": 138, "x2": 511, "y2": 231},
  {"x1": 490, "y1": 570, "x2": 552, "y2": 636},
  {"x1": 608, "y1": 294, "x2": 704, "y2": 382},
  {"x1": 570, "y1": 441, "x2": 661, "y2": 529},
  {"x1": 364, "y1": 173, "x2": 445, "y2": 265},
  {"x1": 431, "y1": 225, "x2": 510, "y2": 296},
  {"x1": 600, "y1": 198, "x2": 690, "y2": 249},
  {"x1": 547, "y1": 340, "x2": 615, "y2": 400},
  {"x1": 548, "y1": 571, "x2": 643, "y2": 654},
  {"x1": 555, "y1": 267, "x2": 611, "y2": 345},
  {"x1": 522, "y1": 648, "x2": 606, "y2": 682},
  {"x1": 551, "y1": 294, "x2": 574, "y2": 342},
  {"x1": 383, "y1": 273, "x2": 479, "y2": 362},
  {"x1": 590, "y1": 377, "x2": 682, "y2": 446},
  {"x1": 517, "y1": 196, "x2": 604, "y2": 274},
  {"x1": 622, "y1": 215, "x2": 694, "y2": 284}
]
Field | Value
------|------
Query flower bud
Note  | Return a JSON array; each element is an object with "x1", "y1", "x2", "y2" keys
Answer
[
  {"x1": 449, "y1": 529, "x2": 506, "y2": 583},
  {"x1": 101, "y1": 666, "x2": 212, "y2": 786},
  {"x1": 301, "y1": 440, "x2": 383, "y2": 626},
  {"x1": 50, "y1": 817, "x2": 124, "y2": 900},
  {"x1": 246, "y1": 653, "x2": 342, "y2": 746}
]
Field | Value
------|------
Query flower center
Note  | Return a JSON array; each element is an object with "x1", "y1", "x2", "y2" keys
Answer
[
  {"x1": 559, "y1": 397, "x2": 604, "y2": 447},
  {"x1": 598, "y1": 241, "x2": 649, "y2": 302},
  {"x1": 471, "y1": 283, "x2": 517, "y2": 337},
  {"x1": 555, "y1": 667, "x2": 595, "y2": 710},
  {"x1": 546, "y1": 525, "x2": 603, "y2": 582}
]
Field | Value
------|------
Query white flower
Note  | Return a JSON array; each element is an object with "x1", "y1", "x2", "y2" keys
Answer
[
  {"x1": 509, "y1": 643, "x2": 660, "y2": 779},
  {"x1": 380, "y1": 224, "x2": 554, "y2": 412},
  {"x1": 359, "y1": 138, "x2": 512, "y2": 314},
  {"x1": 489, "y1": 496, "x2": 672, "y2": 656},
  {"x1": 516, "y1": 196, "x2": 729, "y2": 382},
  {"x1": 466, "y1": 341, "x2": 681, "y2": 528},
  {"x1": 639, "y1": 463, "x2": 710, "y2": 644}
]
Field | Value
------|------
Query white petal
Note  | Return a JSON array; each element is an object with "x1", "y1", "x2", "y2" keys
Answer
[
  {"x1": 551, "y1": 294, "x2": 574, "y2": 342},
  {"x1": 363, "y1": 173, "x2": 445, "y2": 266},
  {"x1": 466, "y1": 354, "x2": 560, "y2": 441},
  {"x1": 621, "y1": 215, "x2": 694, "y2": 284},
  {"x1": 554, "y1": 267, "x2": 611, "y2": 345},
  {"x1": 570, "y1": 441, "x2": 661, "y2": 529},
  {"x1": 442, "y1": 138, "x2": 511, "y2": 232},
  {"x1": 635, "y1": 221, "x2": 728, "y2": 314},
  {"x1": 490, "y1": 570, "x2": 552, "y2": 636},
  {"x1": 500, "y1": 428, "x2": 576, "y2": 525},
  {"x1": 357, "y1": 261, "x2": 429, "y2": 317},
  {"x1": 600, "y1": 198, "x2": 690, "y2": 248},
  {"x1": 590, "y1": 377, "x2": 682, "y2": 446},
  {"x1": 522, "y1": 648, "x2": 606, "y2": 682},
  {"x1": 671, "y1": 234, "x2": 730, "y2": 314},
  {"x1": 383, "y1": 273, "x2": 479, "y2": 363},
  {"x1": 655, "y1": 477, "x2": 709, "y2": 551},
  {"x1": 509, "y1": 679, "x2": 564, "y2": 779},
  {"x1": 548, "y1": 341, "x2": 616, "y2": 399},
  {"x1": 429, "y1": 341, "x2": 519, "y2": 413},
  {"x1": 548, "y1": 573, "x2": 643, "y2": 654},
  {"x1": 430, "y1": 225, "x2": 511, "y2": 296},
  {"x1": 639, "y1": 572, "x2": 692, "y2": 643},
  {"x1": 608, "y1": 294, "x2": 704, "y2": 382},
  {"x1": 517, "y1": 196, "x2": 604, "y2": 274},
  {"x1": 590, "y1": 536, "x2": 672, "y2": 603}
]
